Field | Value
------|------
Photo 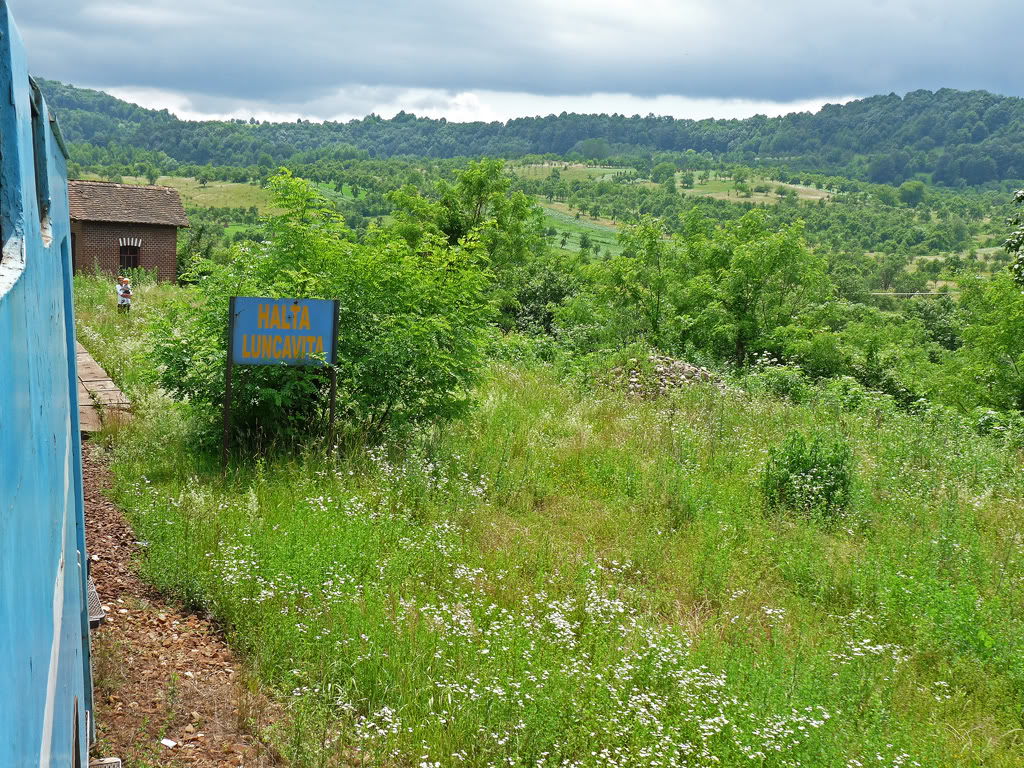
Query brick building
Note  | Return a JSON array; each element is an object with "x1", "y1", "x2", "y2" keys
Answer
[{"x1": 68, "y1": 180, "x2": 189, "y2": 282}]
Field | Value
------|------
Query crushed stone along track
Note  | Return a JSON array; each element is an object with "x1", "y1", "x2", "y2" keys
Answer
[{"x1": 84, "y1": 445, "x2": 280, "y2": 767}]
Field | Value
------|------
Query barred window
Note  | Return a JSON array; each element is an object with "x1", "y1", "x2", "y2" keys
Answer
[{"x1": 119, "y1": 244, "x2": 139, "y2": 270}]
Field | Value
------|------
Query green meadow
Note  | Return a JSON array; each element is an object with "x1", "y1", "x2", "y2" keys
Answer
[
  {"x1": 75, "y1": 274, "x2": 1024, "y2": 768},
  {"x1": 515, "y1": 163, "x2": 631, "y2": 183},
  {"x1": 540, "y1": 203, "x2": 624, "y2": 256}
]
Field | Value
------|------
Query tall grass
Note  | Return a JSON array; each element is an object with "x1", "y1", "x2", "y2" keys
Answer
[{"x1": 76, "y1": 275, "x2": 1024, "y2": 767}]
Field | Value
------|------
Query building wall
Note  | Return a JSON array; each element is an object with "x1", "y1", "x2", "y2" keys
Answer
[
  {"x1": 71, "y1": 220, "x2": 178, "y2": 281},
  {"x1": 0, "y1": 3, "x2": 93, "y2": 766}
]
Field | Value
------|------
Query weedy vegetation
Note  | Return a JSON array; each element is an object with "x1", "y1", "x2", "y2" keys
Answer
[
  {"x1": 77, "y1": 275, "x2": 1024, "y2": 766},
  {"x1": 69, "y1": 154, "x2": 1024, "y2": 767},
  {"x1": 760, "y1": 429, "x2": 854, "y2": 520}
]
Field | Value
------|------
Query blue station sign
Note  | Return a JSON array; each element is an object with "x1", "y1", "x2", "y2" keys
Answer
[{"x1": 229, "y1": 296, "x2": 339, "y2": 366}]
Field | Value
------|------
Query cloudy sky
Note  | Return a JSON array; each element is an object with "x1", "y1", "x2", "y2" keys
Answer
[{"x1": 8, "y1": 0, "x2": 1021, "y2": 124}]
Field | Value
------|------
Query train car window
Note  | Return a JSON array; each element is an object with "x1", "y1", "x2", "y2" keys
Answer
[{"x1": 30, "y1": 79, "x2": 51, "y2": 223}]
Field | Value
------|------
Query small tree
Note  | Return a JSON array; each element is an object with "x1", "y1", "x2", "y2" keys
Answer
[
  {"x1": 1006, "y1": 189, "x2": 1024, "y2": 289},
  {"x1": 579, "y1": 232, "x2": 592, "y2": 254},
  {"x1": 154, "y1": 172, "x2": 495, "y2": 446},
  {"x1": 677, "y1": 210, "x2": 826, "y2": 365},
  {"x1": 601, "y1": 216, "x2": 676, "y2": 345},
  {"x1": 650, "y1": 162, "x2": 676, "y2": 184},
  {"x1": 898, "y1": 180, "x2": 926, "y2": 207}
]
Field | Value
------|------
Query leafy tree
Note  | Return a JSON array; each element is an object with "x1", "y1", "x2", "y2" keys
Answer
[
  {"x1": 875, "y1": 253, "x2": 909, "y2": 291},
  {"x1": 677, "y1": 211, "x2": 827, "y2": 365},
  {"x1": 1006, "y1": 189, "x2": 1024, "y2": 289},
  {"x1": 602, "y1": 216, "x2": 676, "y2": 344},
  {"x1": 651, "y1": 162, "x2": 676, "y2": 184},
  {"x1": 579, "y1": 232, "x2": 592, "y2": 254},
  {"x1": 949, "y1": 274, "x2": 1024, "y2": 411},
  {"x1": 579, "y1": 138, "x2": 611, "y2": 160},
  {"x1": 154, "y1": 172, "x2": 495, "y2": 445},
  {"x1": 898, "y1": 180, "x2": 926, "y2": 207},
  {"x1": 874, "y1": 185, "x2": 899, "y2": 206},
  {"x1": 175, "y1": 222, "x2": 220, "y2": 283}
]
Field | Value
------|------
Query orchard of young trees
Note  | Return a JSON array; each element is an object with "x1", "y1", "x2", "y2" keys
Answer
[
  {"x1": 154, "y1": 155, "x2": 1024, "y2": 449},
  {"x1": 42, "y1": 76, "x2": 1024, "y2": 434}
]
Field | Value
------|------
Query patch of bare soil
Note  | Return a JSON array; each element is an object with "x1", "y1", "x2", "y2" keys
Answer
[{"x1": 84, "y1": 444, "x2": 282, "y2": 767}]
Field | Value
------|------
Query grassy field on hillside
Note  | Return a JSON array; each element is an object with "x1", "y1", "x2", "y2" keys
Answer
[
  {"x1": 540, "y1": 203, "x2": 623, "y2": 256},
  {"x1": 79, "y1": 173, "x2": 282, "y2": 213},
  {"x1": 683, "y1": 175, "x2": 831, "y2": 205},
  {"x1": 516, "y1": 163, "x2": 631, "y2": 182},
  {"x1": 76, "y1": 275, "x2": 1024, "y2": 767}
]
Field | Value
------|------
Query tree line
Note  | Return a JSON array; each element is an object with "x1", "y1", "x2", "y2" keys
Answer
[{"x1": 38, "y1": 79, "x2": 1024, "y2": 187}]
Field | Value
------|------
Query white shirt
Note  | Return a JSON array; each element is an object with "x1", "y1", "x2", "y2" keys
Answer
[{"x1": 117, "y1": 284, "x2": 131, "y2": 305}]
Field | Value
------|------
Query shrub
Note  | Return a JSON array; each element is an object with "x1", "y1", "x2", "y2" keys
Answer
[
  {"x1": 153, "y1": 171, "x2": 494, "y2": 448},
  {"x1": 817, "y1": 375, "x2": 895, "y2": 414},
  {"x1": 761, "y1": 429, "x2": 854, "y2": 519},
  {"x1": 484, "y1": 329, "x2": 560, "y2": 365},
  {"x1": 745, "y1": 359, "x2": 810, "y2": 403}
]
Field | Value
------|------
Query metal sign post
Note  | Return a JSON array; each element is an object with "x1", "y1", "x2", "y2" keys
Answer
[
  {"x1": 329, "y1": 298, "x2": 340, "y2": 449},
  {"x1": 221, "y1": 296, "x2": 236, "y2": 470},
  {"x1": 222, "y1": 296, "x2": 340, "y2": 469}
]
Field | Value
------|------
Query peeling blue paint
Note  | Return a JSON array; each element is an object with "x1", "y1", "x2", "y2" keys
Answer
[{"x1": 0, "y1": 2, "x2": 93, "y2": 766}]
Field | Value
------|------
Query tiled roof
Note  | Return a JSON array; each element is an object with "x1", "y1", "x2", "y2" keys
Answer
[{"x1": 68, "y1": 180, "x2": 190, "y2": 227}]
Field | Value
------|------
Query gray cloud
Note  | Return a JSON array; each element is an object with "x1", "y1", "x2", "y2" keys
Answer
[{"x1": 7, "y1": 0, "x2": 1022, "y2": 119}]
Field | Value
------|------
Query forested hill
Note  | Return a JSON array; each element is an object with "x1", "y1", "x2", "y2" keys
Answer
[{"x1": 39, "y1": 78, "x2": 1024, "y2": 186}]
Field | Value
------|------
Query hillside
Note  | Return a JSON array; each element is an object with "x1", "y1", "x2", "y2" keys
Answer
[
  {"x1": 39, "y1": 79, "x2": 1024, "y2": 186},
  {"x1": 74, "y1": 271, "x2": 1024, "y2": 767}
]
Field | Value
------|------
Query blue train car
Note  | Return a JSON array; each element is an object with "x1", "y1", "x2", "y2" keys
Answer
[{"x1": 0, "y1": 2, "x2": 95, "y2": 766}]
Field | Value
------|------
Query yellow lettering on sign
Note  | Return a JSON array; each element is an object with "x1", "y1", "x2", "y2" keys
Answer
[
  {"x1": 242, "y1": 335, "x2": 250, "y2": 358},
  {"x1": 316, "y1": 336, "x2": 324, "y2": 356},
  {"x1": 270, "y1": 305, "x2": 280, "y2": 329},
  {"x1": 273, "y1": 335, "x2": 282, "y2": 358},
  {"x1": 258, "y1": 304, "x2": 270, "y2": 329},
  {"x1": 282, "y1": 305, "x2": 292, "y2": 330},
  {"x1": 299, "y1": 305, "x2": 310, "y2": 330},
  {"x1": 262, "y1": 334, "x2": 272, "y2": 359}
]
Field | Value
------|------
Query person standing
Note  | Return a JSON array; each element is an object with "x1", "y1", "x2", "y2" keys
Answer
[{"x1": 116, "y1": 276, "x2": 132, "y2": 314}]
